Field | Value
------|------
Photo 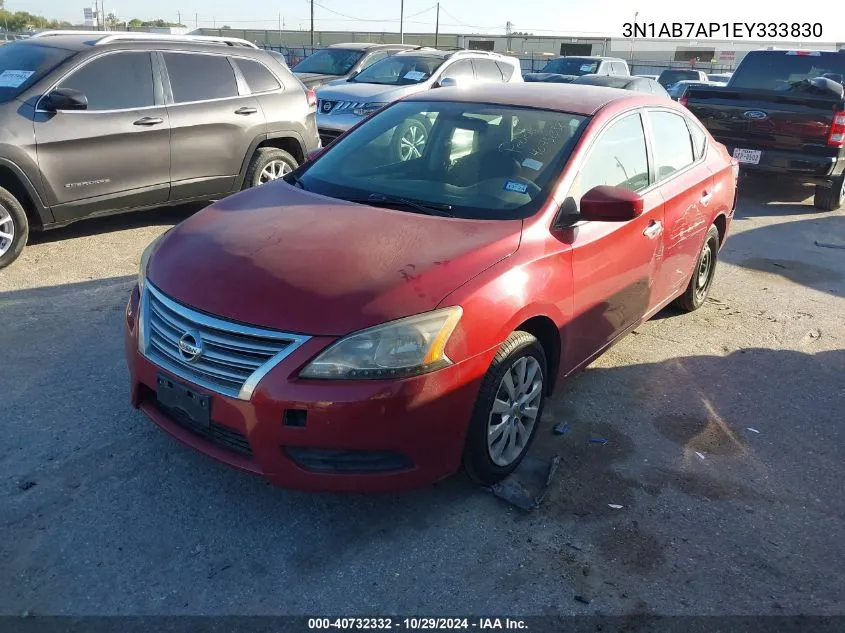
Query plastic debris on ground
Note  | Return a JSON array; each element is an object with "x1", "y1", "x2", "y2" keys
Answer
[
  {"x1": 553, "y1": 423, "x2": 572, "y2": 436},
  {"x1": 747, "y1": 428, "x2": 760, "y2": 434},
  {"x1": 589, "y1": 437, "x2": 609, "y2": 445},
  {"x1": 695, "y1": 451, "x2": 706, "y2": 460},
  {"x1": 607, "y1": 504, "x2": 624, "y2": 509},
  {"x1": 490, "y1": 455, "x2": 561, "y2": 512}
]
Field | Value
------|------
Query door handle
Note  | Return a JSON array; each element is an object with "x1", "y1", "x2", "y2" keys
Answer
[
  {"x1": 234, "y1": 107, "x2": 258, "y2": 115},
  {"x1": 133, "y1": 116, "x2": 164, "y2": 126},
  {"x1": 643, "y1": 220, "x2": 663, "y2": 239},
  {"x1": 700, "y1": 191, "x2": 713, "y2": 205}
]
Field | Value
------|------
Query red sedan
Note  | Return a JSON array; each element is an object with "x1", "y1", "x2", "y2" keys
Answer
[{"x1": 125, "y1": 83, "x2": 737, "y2": 492}]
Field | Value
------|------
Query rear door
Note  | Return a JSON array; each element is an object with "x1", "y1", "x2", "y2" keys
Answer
[
  {"x1": 34, "y1": 50, "x2": 170, "y2": 222},
  {"x1": 565, "y1": 111, "x2": 666, "y2": 368},
  {"x1": 644, "y1": 108, "x2": 715, "y2": 302},
  {"x1": 161, "y1": 51, "x2": 265, "y2": 201}
]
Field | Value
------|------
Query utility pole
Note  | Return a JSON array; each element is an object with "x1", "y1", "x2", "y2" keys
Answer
[
  {"x1": 434, "y1": 2, "x2": 439, "y2": 48},
  {"x1": 177, "y1": 11, "x2": 181, "y2": 27},
  {"x1": 195, "y1": 12, "x2": 198, "y2": 30},
  {"x1": 506, "y1": 20, "x2": 513, "y2": 52},
  {"x1": 310, "y1": 0, "x2": 314, "y2": 47},
  {"x1": 400, "y1": 0, "x2": 404, "y2": 44},
  {"x1": 630, "y1": 11, "x2": 638, "y2": 61},
  {"x1": 278, "y1": 13, "x2": 282, "y2": 47}
]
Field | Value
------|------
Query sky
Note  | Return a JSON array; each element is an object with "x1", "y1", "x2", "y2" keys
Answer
[{"x1": 8, "y1": 0, "x2": 845, "y2": 42}]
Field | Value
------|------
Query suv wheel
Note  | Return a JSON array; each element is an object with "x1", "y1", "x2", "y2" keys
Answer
[
  {"x1": 392, "y1": 115, "x2": 429, "y2": 162},
  {"x1": 244, "y1": 147, "x2": 299, "y2": 189},
  {"x1": 813, "y1": 172, "x2": 845, "y2": 211},
  {"x1": 0, "y1": 186, "x2": 28, "y2": 270}
]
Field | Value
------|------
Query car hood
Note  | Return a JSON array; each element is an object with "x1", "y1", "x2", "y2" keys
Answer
[
  {"x1": 294, "y1": 72, "x2": 345, "y2": 88},
  {"x1": 316, "y1": 81, "x2": 423, "y2": 102},
  {"x1": 523, "y1": 73, "x2": 578, "y2": 83},
  {"x1": 147, "y1": 184, "x2": 522, "y2": 336}
]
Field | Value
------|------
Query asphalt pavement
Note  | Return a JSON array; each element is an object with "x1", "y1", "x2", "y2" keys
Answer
[{"x1": 1, "y1": 179, "x2": 844, "y2": 616}]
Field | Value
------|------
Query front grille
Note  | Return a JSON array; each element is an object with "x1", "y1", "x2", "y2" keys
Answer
[
  {"x1": 154, "y1": 399, "x2": 253, "y2": 457},
  {"x1": 317, "y1": 99, "x2": 365, "y2": 114},
  {"x1": 140, "y1": 283, "x2": 310, "y2": 400}
]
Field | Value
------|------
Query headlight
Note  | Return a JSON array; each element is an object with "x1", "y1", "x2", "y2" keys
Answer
[
  {"x1": 137, "y1": 231, "x2": 167, "y2": 291},
  {"x1": 352, "y1": 102, "x2": 387, "y2": 117},
  {"x1": 299, "y1": 307, "x2": 463, "y2": 379}
]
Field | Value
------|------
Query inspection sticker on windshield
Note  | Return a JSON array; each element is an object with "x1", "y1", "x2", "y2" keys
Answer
[
  {"x1": 0, "y1": 70, "x2": 34, "y2": 88},
  {"x1": 504, "y1": 180, "x2": 529, "y2": 194},
  {"x1": 522, "y1": 158, "x2": 543, "y2": 171},
  {"x1": 403, "y1": 70, "x2": 426, "y2": 80}
]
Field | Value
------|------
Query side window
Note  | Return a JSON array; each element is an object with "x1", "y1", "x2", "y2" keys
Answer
[
  {"x1": 570, "y1": 113, "x2": 650, "y2": 207},
  {"x1": 58, "y1": 52, "x2": 154, "y2": 110},
  {"x1": 648, "y1": 110, "x2": 696, "y2": 180},
  {"x1": 496, "y1": 60, "x2": 516, "y2": 81},
  {"x1": 233, "y1": 58, "x2": 281, "y2": 93},
  {"x1": 448, "y1": 126, "x2": 477, "y2": 162},
  {"x1": 441, "y1": 59, "x2": 474, "y2": 81},
  {"x1": 613, "y1": 62, "x2": 626, "y2": 75},
  {"x1": 473, "y1": 59, "x2": 504, "y2": 83},
  {"x1": 686, "y1": 118, "x2": 707, "y2": 159},
  {"x1": 163, "y1": 53, "x2": 238, "y2": 103},
  {"x1": 360, "y1": 50, "x2": 388, "y2": 70}
]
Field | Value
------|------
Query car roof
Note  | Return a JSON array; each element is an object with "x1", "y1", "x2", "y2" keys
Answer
[
  {"x1": 327, "y1": 42, "x2": 415, "y2": 51},
  {"x1": 12, "y1": 35, "x2": 91, "y2": 51},
  {"x1": 574, "y1": 75, "x2": 639, "y2": 88},
  {"x1": 404, "y1": 82, "x2": 660, "y2": 115}
]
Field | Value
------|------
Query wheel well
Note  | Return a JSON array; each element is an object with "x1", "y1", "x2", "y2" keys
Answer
[
  {"x1": 516, "y1": 316, "x2": 561, "y2": 395},
  {"x1": 256, "y1": 137, "x2": 305, "y2": 165},
  {"x1": 0, "y1": 166, "x2": 41, "y2": 229},
  {"x1": 713, "y1": 214, "x2": 727, "y2": 245}
]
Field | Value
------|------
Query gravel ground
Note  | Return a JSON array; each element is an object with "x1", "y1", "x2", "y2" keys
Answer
[{"x1": 1, "y1": 179, "x2": 844, "y2": 616}]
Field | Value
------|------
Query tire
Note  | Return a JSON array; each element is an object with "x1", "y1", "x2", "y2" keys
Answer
[
  {"x1": 813, "y1": 172, "x2": 845, "y2": 211},
  {"x1": 243, "y1": 147, "x2": 299, "y2": 189},
  {"x1": 673, "y1": 225, "x2": 720, "y2": 312},
  {"x1": 462, "y1": 331, "x2": 547, "y2": 486},
  {"x1": 0, "y1": 186, "x2": 28, "y2": 270},
  {"x1": 391, "y1": 115, "x2": 429, "y2": 162}
]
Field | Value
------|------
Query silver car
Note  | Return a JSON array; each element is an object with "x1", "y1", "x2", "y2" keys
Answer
[{"x1": 315, "y1": 49, "x2": 522, "y2": 153}]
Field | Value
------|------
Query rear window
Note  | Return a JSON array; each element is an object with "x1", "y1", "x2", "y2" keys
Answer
[
  {"x1": 234, "y1": 57, "x2": 281, "y2": 93},
  {"x1": 164, "y1": 53, "x2": 238, "y2": 103},
  {"x1": 541, "y1": 58, "x2": 599, "y2": 76},
  {"x1": 0, "y1": 41, "x2": 76, "y2": 102},
  {"x1": 496, "y1": 61, "x2": 515, "y2": 80},
  {"x1": 729, "y1": 51, "x2": 845, "y2": 91},
  {"x1": 658, "y1": 70, "x2": 702, "y2": 87}
]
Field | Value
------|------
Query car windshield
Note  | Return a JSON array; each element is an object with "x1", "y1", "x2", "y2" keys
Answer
[
  {"x1": 350, "y1": 55, "x2": 444, "y2": 85},
  {"x1": 293, "y1": 48, "x2": 364, "y2": 75},
  {"x1": 658, "y1": 70, "x2": 701, "y2": 87},
  {"x1": 540, "y1": 58, "x2": 599, "y2": 76},
  {"x1": 296, "y1": 100, "x2": 588, "y2": 220},
  {"x1": 729, "y1": 52, "x2": 845, "y2": 90},
  {"x1": 0, "y1": 41, "x2": 77, "y2": 102}
]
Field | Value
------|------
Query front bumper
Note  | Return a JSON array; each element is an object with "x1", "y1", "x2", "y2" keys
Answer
[{"x1": 123, "y1": 286, "x2": 492, "y2": 492}]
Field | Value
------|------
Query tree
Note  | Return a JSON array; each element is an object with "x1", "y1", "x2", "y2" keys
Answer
[
  {"x1": 221, "y1": 25, "x2": 231, "y2": 30},
  {"x1": 0, "y1": 9, "x2": 69, "y2": 31},
  {"x1": 128, "y1": 18, "x2": 143, "y2": 27},
  {"x1": 105, "y1": 12, "x2": 122, "y2": 29}
]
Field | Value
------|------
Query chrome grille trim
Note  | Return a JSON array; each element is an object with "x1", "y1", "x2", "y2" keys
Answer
[{"x1": 138, "y1": 283, "x2": 310, "y2": 400}]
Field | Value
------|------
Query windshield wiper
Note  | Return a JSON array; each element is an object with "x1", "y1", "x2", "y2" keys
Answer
[{"x1": 351, "y1": 192, "x2": 454, "y2": 217}]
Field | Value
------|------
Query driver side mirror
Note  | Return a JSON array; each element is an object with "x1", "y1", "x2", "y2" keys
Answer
[
  {"x1": 42, "y1": 88, "x2": 88, "y2": 112},
  {"x1": 579, "y1": 186, "x2": 644, "y2": 221},
  {"x1": 437, "y1": 76, "x2": 459, "y2": 88}
]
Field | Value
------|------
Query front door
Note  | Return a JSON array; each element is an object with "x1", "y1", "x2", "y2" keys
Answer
[
  {"x1": 35, "y1": 51, "x2": 170, "y2": 222},
  {"x1": 161, "y1": 51, "x2": 266, "y2": 201},
  {"x1": 563, "y1": 111, "x2": 666, "y2": 371}
]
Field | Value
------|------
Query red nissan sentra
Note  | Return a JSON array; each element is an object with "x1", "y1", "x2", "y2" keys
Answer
[{"x1": 125, "y1": 83, "x2": 737, "y2": 492}]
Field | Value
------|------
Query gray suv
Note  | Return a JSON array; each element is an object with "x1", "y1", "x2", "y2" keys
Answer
[
  {"x1": 315, "y1": 49, "x2": 523, "y2": 147},
  {"x1": 0, "y1": 31, "x2": 320, "y2": 269}
]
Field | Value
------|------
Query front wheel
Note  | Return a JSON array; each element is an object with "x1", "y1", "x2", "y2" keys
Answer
[
  {"x1": 0, "y1": 186, "x2": 28, "y2": 270},
  {"x1": 813, "y1": 172, "x2": 845, "y2": 211},
  {"x1": 463, "y1": 331, "x2": 547, "y2": 486},
  {"x1": 673, "y1": 225, "x2": 720, "y2": 312}
]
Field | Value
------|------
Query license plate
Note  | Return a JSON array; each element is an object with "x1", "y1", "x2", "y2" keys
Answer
[
  {"x1": 733, "y1": 148, "x2": 761, "y2": 165},
  {"x1": 156, "y1": 374, "x2": 211, "y2": 429}
]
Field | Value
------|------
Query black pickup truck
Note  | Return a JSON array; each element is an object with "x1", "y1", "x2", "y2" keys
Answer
[{"x1": 682, "y1": 49, "x2": 845, "y2": 210}]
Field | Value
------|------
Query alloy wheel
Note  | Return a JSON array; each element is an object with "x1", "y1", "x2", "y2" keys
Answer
[
  {"x1": 258, "y1": 160, "x2": 291, "y2": 184},
  {"x1": 398, "y1": 123, "x2": 426, "y2": 161},
  {"x1": 0, "y1": 205, "x2": 14, "y2": 257},
  {"x1": 487, "y1": 356, "x2": 544, "y2": 467},
  {"x1": 695, "y1": 241, "x2": 714, "y2": 300}
]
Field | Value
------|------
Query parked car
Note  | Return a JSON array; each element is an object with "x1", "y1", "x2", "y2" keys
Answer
[
  {"x1": 636, "y1": 74, "x2": 659, "y2": 80},
  {"x1": 127, "y1": 83, "x2": 738, "y2": 492},
  {"x1": 524, "y1": 56, "x2": 629, "y2": 83},
  {"x1": 666, "y1": 79, "x2": 716, "y2": 101},
  {"x1": 683, "y1": 48, "x2": 845, "y2": 210},
  {"x1": 314, "y1": 48, "x2": 522, "y2": 148},
  {"x1": 292, "y1": 43, "x2": 416, "y2": 89},
  {"x1": 707, "y1": 72, "x2": 733, "y2": 83},
  {"x1": 572, "y1": 74, "x2": 670, "y2": 97},
  {"x1": 656, "y1": 68, "x2": 708, "y2": 88},
  {"x1": 0, "y1": 31, "x2": 320, "y2": 269}
]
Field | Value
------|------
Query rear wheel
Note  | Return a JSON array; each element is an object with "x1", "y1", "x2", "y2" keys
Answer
[
  {"x1": 463, "y1": 331, "x2": 547, "y2": 486},
  {"x1": 243, "y1": 147, "x2": 299, "y2": 189},
  {"x1": 813, "y1": 172, "x2": 845, "y2": 211},
  {"x1": 673, "y1": 225, "x2": 720, "y2": 312},
  {"x1": 0, "y1": 186, "x2": 28, "y2": 270}
]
